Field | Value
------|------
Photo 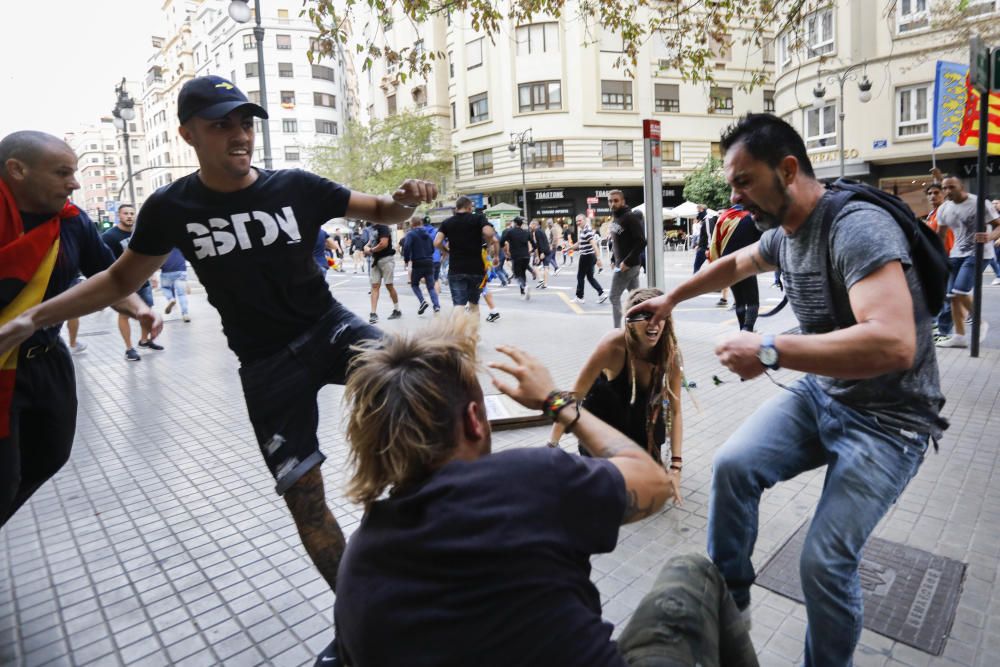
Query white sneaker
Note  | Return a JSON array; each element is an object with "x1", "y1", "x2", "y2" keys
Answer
[
  {"x1": 597, "y1": 292, "x2": 609, "y2": 304},
  {"x1": 991, "y1": 277, "x2": 1000, "y2": 286},
  {"x1": 979, "y1": 321, "x2": 990, "y2": 343},
  {"x1": 70, "y1": 341, "x2": 87, "y2": 354},
  {"x1": 936, "y1": 334, "x2": 968, "y2": 348},
  {"x1": 572, "y1": 296, "x2": 586, "y2": 304}
]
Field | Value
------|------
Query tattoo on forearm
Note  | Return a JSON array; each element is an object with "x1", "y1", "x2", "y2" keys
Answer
[
  {"x1": 623, "y1": 489, "x2": 659, "y2": 522},
  {"x1": 583, "y1": 436, "x2": 642, "y2": 460}
]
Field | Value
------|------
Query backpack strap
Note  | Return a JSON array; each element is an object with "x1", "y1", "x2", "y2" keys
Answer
[{"x1": 818, "y1": 188, "x2": 859, "y2": 331}]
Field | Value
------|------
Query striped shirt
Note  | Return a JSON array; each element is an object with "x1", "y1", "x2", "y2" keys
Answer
[{"x1": 578, "y1": 227, "x2": 597, "y2": 256}]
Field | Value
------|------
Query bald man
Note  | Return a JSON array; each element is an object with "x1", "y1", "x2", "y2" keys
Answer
[{"x1": 0, "y1": 131, "x2": 160, "y2": 527}]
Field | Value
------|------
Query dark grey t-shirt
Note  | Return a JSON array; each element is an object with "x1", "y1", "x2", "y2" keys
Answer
[{"x1": 758, "y1": 195, "x2": 947, "y2": 438}]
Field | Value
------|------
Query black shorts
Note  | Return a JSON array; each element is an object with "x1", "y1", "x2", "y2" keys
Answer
[{"x1": 238, "y1": 301, "x2": 382, "y2": 495}]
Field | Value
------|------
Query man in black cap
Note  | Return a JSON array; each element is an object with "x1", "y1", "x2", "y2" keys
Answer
[{"x1": 0, "y1": 76, "x2": 437, "y2": 592}]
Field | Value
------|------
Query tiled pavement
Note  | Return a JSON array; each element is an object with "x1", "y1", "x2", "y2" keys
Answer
[{"x1": 1, "y1": 270, "x2": 999, "y2": 666}]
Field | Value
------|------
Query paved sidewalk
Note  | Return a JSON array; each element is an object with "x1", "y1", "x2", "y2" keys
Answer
[{"x1": 1, "y1": 275, "x2": 999, "y2": 666}]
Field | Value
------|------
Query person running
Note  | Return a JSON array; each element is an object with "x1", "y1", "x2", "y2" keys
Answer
[
  {"x1": 709, "y1": 206, "x2": 762, "y2": 332},
  {"x1": 530, "y1": 219, "x2": 555, "y2": 289},
  {"x1": 434, "y1": 195, "x2": 498, "y2": 314},
  {"x1": 0, "y1": 76, "x2": 436, "y2": 592},
  {"x1": 364, "y1": 221, "x2": 401, "y2": 324},
  {"x1": 349, "y1": 227, "x2": 366, "y2": 273},
  {"x1": 548, "y1": 287, "x2": 684, "y2": 488},
  {"x1": 607, "y1": 190, "x2": 647, "y2": 326},
  {"x1": 500, "y1": 216, "x2": 534, "y2": 300},
  {"x1": 572, "y1": 214, "x2": 608, "y2": 304},
  {"x1": 102, "y1": 203, "x2": 163, "y2": 361},
  {"x1": 159, "y1": 247, "x2": 191, "y2": 322},
  {"x1": 420, "y1": 215, "x2": 444, "y2": 292},
  {"x1": 0, "y1": 130, "x2": 160, "y2": 527},
  {"x1": 401, "y1": 216, "x2": 440, "y2": 315}
]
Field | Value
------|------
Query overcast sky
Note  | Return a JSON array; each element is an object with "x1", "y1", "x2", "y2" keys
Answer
[{"x1": 0, "y1": 1, "x2": 166, "y2": 139}]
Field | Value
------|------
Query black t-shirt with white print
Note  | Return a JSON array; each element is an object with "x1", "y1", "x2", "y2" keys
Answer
[{"x1": 129, "y1": 168, "x2": 352, "y2": 362}]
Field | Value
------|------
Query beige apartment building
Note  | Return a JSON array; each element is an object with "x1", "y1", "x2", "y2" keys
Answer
[
  {"x1": 367, "y1": 4, "x2": 775, "y2": 231},
  {"x1": 774, "y1": 1, "x2": 996, "y2": 217}
]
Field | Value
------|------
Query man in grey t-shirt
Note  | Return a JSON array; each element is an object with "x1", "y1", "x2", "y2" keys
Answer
[
  {"x1": 629, "y1": 114, "x2": 946, "y2": 667},
  {"x1": 934, "y1": 176, "x2": 1000, "y2": 348}
]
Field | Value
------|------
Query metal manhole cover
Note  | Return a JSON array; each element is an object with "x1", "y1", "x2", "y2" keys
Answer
[{"x1": 755, "y1": 521, "x2": 965, "y2": 655}]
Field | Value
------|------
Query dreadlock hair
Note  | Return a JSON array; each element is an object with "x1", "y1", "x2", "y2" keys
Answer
[
  {"x1": 623, "y1": 287, "x2": 683, "y2": 462},
  {"x1": 344, "y1": 312, "x2": 482, "y2": 509}
]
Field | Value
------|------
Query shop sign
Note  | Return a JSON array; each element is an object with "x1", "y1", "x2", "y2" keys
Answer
[
  {"x1": 536, "y1": 206, "x2": 573, "y2": 216},
  {"x1": 811, "y1": 148, "x2": 860, "y2": 163},
  {"x1": 533, "y1": 190, "x2": 564, "y2": 200}
]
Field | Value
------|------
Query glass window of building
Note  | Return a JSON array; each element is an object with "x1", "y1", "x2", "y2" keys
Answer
[
  {"x1": 804, "y1": 103, "x2": 837, "y2": 148},
  {"x1": 277, "y1": 8, "x2": 289, "y2": 24},
  {"x1": 469, "y1": 92, "x2": 489, "y2": 123},
  {"x1": 601, "y1": 80, "x2": 633, "y2": 111},
  {"x1": 805, "y1": 9, "x2": 834, "y2": 56},
  {"x1": 317, "y1": 120, "x2": 338, "y2": 134},
  {"x1": 386, "y1": 94, "x2": 397, "y2": 115},
  {"x1": 245, "y1": 62, "x2": 259, "y2": 77},
  {"x1": 518, "y1": 81, "x2": 561, "y2": 112},
  {"x1": 282, "y1": 119, "x2": 298, "y2": 133},
  {"x1": 312, "y1": 65, "x2": 335, "y2": 81},
  {"x1": 466, "y1": 38, "x2": 483, "y2": 69},
  {"x1": 897, "y1": 0, "x2": 929, "y2": 32},
  {"x1": 711, "y1": 142, "x2": 722, "y2": 160},
  {"x1": 276, "y1": 34, "x2": 292, "y2": 50},
  {"x1": 248, "y1": 90, "x2": 261, "y2": 104},
  {"x1": 281, "y1": 90, "x2": 296, "y2": 106},
  {"x1": 285, "y1": 146, "x2": 300, "y2": 161},
  {"x1": 278, "y1": 62, "x2": 294, "y2": 77},
  {"x1": 661, "y1": 141, "x2": 681, "y2": 166},
  {"x1": 710, "y1": 87, "x2": 734, "y2": 115},
  {"x1": 897, "y1": 84, "x2": 931, "y2": 137},
  {"x1": 516, "y1": 22, "x2": 559, "y2": 55},
  {"x1": 242, "y1": 34, "x2": 256, "y2": 50},
  {"x1": 528, "y1": 140, "x2": 564, "y2": 168},
  {"x1": 654, "y1": 84, "x2": 680, "y2": 113},
  {"x1": 602, "y1": 140, "x2": 633, "y2": 167},
  {"x1": 764, "y1": 90, "x2": 775, "y2": 113},
  {"x1": 473, "y1": 149, "x2": 493, "y2": 176},
  {"x1": 314, "y1": 92, "x2": 336, "y2": 108}
]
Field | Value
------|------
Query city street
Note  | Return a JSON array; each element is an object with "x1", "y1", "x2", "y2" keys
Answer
[{"x1": 1, "y1": 250, "x2": 999, "y2": 666}]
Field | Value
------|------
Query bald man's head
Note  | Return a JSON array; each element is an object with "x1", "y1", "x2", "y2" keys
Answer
[{"x1": 0, "y1": 131, "x2": 79, "y2": 215}]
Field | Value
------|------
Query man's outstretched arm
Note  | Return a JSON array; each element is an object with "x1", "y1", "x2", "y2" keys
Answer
[
  {"x1": 345, "y1": 179, "x2": 438, "y2": 224},
  {"x1": 0, "y1": 249, "x2": 166, "y2": 355}
]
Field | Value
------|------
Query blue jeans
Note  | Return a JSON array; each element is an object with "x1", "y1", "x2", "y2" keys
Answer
[
  {"x1": 708, "y1": 375, "x2": 927, "y2": 667},
  {"x1": 409, "y1": 262, "x2": 440, "y2": 310},
  {"x1": 160, "y1": 271, "x2": 189, "y2": 314},
  {"x1": 447, "y1": 273, "x2": 483, "y2": 306}
]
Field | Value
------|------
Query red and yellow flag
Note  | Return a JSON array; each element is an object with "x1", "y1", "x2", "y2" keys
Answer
[{"x1": 958, "y1": 74, "x2": 1000, "y2": 155}]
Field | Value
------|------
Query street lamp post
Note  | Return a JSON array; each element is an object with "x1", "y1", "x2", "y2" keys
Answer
[
  {"x1": 111, "y1": 78, "x2": 137, "y2": 207},
  {"x1": 812, "y1": 63, "x2": 872, "y2": 178},
  {"x1": 229, "y1": 0, "x2": 273, "y2": 168},
  {"x1": 507, "y1": 128, "x2": 534, "y2": 217}
]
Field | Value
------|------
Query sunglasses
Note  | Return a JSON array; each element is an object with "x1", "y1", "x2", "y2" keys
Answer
[{"x1": 625, "y1": 312, "x2": 653, "y2": 323}]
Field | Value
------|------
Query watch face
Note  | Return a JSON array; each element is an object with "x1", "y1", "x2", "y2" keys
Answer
[{"x1": 759, "y1": 347, "x2": 778, "y2": 366}]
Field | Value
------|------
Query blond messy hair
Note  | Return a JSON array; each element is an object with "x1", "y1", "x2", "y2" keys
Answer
[{"x1": 345, "y1": 312, "x2": 482, "y2": 508}]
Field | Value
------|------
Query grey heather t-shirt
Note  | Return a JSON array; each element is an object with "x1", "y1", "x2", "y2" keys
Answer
[
  {"x1": 936, "y1": 194, "x2": 998, "y2": 259},
  {"x1": 758, "y1": 194, "x2": 947, "y2": 439}
]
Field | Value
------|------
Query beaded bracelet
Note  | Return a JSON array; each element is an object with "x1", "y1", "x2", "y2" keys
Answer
[{"x1": 542, "y1": 390, "x2": 577, "y2": 420}]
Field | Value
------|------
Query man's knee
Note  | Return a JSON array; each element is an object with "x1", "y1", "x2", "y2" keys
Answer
[{"x1": 799, "y1": 533, "x2": 852, "y2": 599}]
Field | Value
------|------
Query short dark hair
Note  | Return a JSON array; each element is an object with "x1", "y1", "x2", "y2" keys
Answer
[
  {"x1": 455, "y1": 195, "x2": 473, "y2": 210},
  {"x1": 118, "y1": 203, "x2": 136, "y2": 212},
  {"x1": 720, "y1": 113, "x2": 815, "y2": 179},
  {"x1": 925, "y1": 183, "x2": 942, "y2": 194},
  {"x1": 608, "y1": 189, "x2": 625, "y2": 200}
]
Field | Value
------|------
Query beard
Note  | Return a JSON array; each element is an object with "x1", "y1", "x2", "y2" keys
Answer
[{"x1": 747, "y1": 173, "x2": 791, "y2": 232}]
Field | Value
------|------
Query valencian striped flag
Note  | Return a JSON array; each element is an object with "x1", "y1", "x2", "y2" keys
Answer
[
  {"x1": 956, "y1": 69, "x2": 1000, "y2": 155},
  {"x1": 933, "y1": 61, "x2": 969, "y2": 148}
]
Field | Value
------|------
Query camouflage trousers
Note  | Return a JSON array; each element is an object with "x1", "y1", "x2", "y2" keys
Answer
[{"x1": 617, "y1": 554, "x2": 759, "y2": 667}]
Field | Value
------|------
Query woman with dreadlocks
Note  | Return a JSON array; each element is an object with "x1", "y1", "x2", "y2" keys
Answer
[{"x1": 547, "y1": 287, "x2": 684, "y2": 505}]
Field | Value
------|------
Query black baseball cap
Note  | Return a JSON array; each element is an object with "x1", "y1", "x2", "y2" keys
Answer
[{"x1": 177, "y1": 75, "x2": 268, "y2": 124}]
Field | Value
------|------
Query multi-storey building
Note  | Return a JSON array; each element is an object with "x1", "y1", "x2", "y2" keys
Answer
[
  {"x1": 65, "y1": 90, "x2": 149, "y2": 225},
  {"x1": 366, "y1": 5, "x2": 775, "y2": 231},
  {"x1": 140, "y1": 0, "x2": 354, "y2": 192},
  {"x1": 773, "y1": 1, "x2": 993, "y2": 217}
]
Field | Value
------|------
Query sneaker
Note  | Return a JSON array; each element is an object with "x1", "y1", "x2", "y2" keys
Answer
[
  {"x1": 164, "y1": 299, "x2": 177, "y2": 314},
  {"x1": 716, "y1": 298, "x2": 728, "y2": 307},
  {"x1": 992, "y1": 278, "x2": 1000, "y2": 286},
  {"x1": 182, "y1": 314, "x2": 191, "y2": 323},
  {"x1": 138, "y1": 340, "x2": 164, "y2": 351},
  {"x1": 388, "y1": 309, "x2": 402, "y2": 320},
  {"x1": 418, "y1": 302, "x2": 429, "y2": 315},
  {"x1": 979, "y1": 321, "x2": 990, "y2": 343},
  {"x1": 369, "y1": 312, "x2": 378, "y2": 324},
  {"x1": 572, "y1": 296, "x2": 586, "y2": 304},
  {"x1": 538, "y1": 283, "x2": 548, "y2": 289},
  {"x1": 966, "y1": 315, "x2": 973, "y2": 326},
  {"x1": 433, "y1": 307, "x2": 441, "y2": 314},
  {"x1": 70, "y1": 341, "x2": 87, "y2": 354},
  {"x1": 536, "y1": 280, "x2": 545, "y2": 288},
  {"x1": 486, "y1": 312, "x2": 501, "y2": 322},
  {"x1": 933, "y1": 334, "x2": 951, "y2": 343},
  {"x1": 125, "y1": 348, "x2": 141, "y2": 361},
  {"x1": 553, "y1": 267, "x2": 560, "y2": 276},
  {"x1": 936, "y1": 334, "x2": 968, "y2": 348},
  {"x1": 597, "y1": 292, "x2": 609, "y2": 304}
]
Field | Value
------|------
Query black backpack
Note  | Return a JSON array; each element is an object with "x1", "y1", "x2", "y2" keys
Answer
[
  {"x1": 761, "y1": 179, "x2": 949, "y2": 323},
  {"x1": 819, "y1": 179, "x2": 949, "y2": 325}
]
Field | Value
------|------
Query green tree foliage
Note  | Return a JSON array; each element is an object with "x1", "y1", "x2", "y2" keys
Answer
[
  {"x1": 304, "y1": 0, "x2": 821, "y2": 91},
  {"x1": 683, "y1": 158, "x2": 731, "y2": 211},
  {"x1": 309, "y1": 110, "x2": 452, "y2": 195}
]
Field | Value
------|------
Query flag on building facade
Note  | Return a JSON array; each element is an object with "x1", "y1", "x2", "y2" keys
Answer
[{"x1": 956, "y1": 66, "x2": 1000, "y2": 155}]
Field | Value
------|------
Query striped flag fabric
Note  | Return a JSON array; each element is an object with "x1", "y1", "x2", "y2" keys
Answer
[{"x1": 958, "y1": 70, "x2": 1000, "y2": 155}]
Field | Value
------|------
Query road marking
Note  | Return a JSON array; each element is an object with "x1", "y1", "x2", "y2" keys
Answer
[
  {"x1": 328, "y1": 280, "x2": 350, "y2": 289},
  {"x1": 556, "y1": 291, "x2": 584, "y2": 314}
]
